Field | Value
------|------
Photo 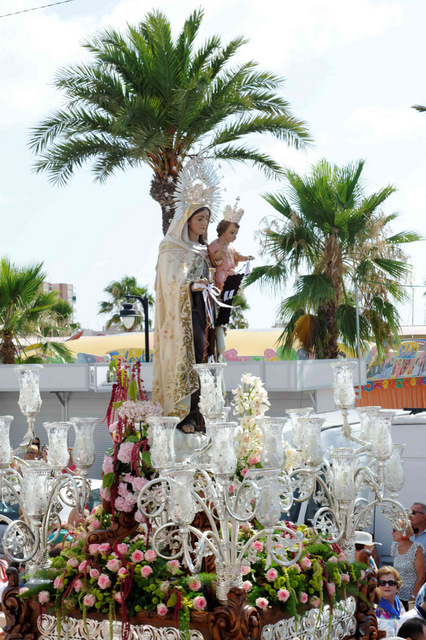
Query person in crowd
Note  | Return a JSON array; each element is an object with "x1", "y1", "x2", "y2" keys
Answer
[
  {"x1": 354, "y1": 530, "x2": 381, "y2": 569},
  {"x1": 392, "y1": 521, "x2": 425, "y2": 609},
  {"x1": 398, "y1": 584, "x2": 426, "y2": 631},
  {"x1": 398, "y1": 618, "x2": 426, "y2": 640},
  {"x1": 31, "y1": 437, "x2": 41, "y2": 451},
  {"x1": 376, "y1": 565, "x2": 405, "y2": 637},
  {"x1": 409, "y1": 503, "x2": 426, "y2": 569}
]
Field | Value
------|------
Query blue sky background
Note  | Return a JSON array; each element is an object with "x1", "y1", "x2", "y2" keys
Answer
[{"x1": 0, "y1": 0, "x2": 425, "y2": 330}]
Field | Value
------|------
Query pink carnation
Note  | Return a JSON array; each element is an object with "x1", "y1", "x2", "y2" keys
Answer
[
  {"x1": 106, "y1": 558, "x2": 121, "y2": 572},
  {"x1": 255, "y1": 597, "x2": 269, "y2": 610},
  {"x1": 38, "y1": 591, "x2": 50, "y2": 604},
  {"x1": 188, "y1": 577, "x2": 202, "y2": 591},
  {"x1": 241, "y1": 565, "x2": 251, "y2": 576},
  {"x1": 300, "y1": 556, "x2": 312, "y2": 570},
  {"x1": 300, "y1": 592, "x2": 308, "y2": 604},
  {"x1": 265, "y1": 568, "x2": 278, "y2": 582},
  {"x1": 141, "y1": 566, "x2": 153, "y2": 578},
  {"x1": 277, "y1": 589, "x2": 290, "y2": 602},
  {"x1": 74, "y1": 580, "x2": 83, "y2": 593},
  {"x1": 117, "y1": 442, "x2": 135, "y2": 464},
  {"x1": 145, "y1": 549, "x2": 157, "y2": 562},
  {"x1": 157, "y1": 603, "x2": 168, "y2": 616},
  {"x1": 242, "y1": 581, "x2": 252, "y2": 591},
  {"x1": 252, "y1": 540, "x2": 264, "y2": 553},
  {"x1": 193, "y1": 596, "x2": 207, "y2": 611},
  {"x1": 131, "y1": 550, "x2": 144, "y2": 563},
  {"x1": 98, "y1": 574, "x2": 111, "y2": 589},
  {"x1": 83, "y1": 594, "x2": 96, "y2": 607}
]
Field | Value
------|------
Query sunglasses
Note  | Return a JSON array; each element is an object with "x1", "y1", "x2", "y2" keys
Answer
[
  {"x1": 411, "y1": 510, "x2": 423, "y2": 515},
  {"x1": 378, "y1": 580, "x2": 397, "y2": 587}
]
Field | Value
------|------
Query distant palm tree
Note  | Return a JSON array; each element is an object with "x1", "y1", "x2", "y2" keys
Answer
[
  {"x1": 29, "y1": 9, "x2": 311, "y2": 234},
  {"x1": 228, "y1": 291, "x2": 250, "y2": 329},
  {"x1": 412, "y1": 104, "x2": 426, "y2": 112},
  {"x1": 0, "y1": 258, "x2": 73, "y2": 363},
  {"x1": 98, "y1": 276, "x2": 154, "y2": 332},
  {"x1": 245, "y1": 159, "x2": 422, "y2": 358}
]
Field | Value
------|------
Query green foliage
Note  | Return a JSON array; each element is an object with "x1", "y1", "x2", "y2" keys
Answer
[
  {"x1": 98, "y1": 275, "x2": 154, "y2": 333},
  {"x1": 246, "y1": 159, "x2": 423, "y2": 358}
]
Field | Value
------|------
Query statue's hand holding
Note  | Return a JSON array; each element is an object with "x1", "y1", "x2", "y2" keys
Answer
[{"x1": 191, "y1": 278, "x2": 208, "y2": 291}]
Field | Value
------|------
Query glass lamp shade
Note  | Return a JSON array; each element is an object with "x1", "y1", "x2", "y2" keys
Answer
[
  {"x1": 70, "y1": 418, "x2": 98, "y2": 472},
  {"x1": 286, "y1": 407, "x2": 313, "y2": 450},
  {"x1": 14, "y1": 364, "x2": 43, "y2": 417},
  {"x1": 21, "y1": 460, "x2": 51, "y2": 517},
  {"x1": 299, "y1": 417, "x2": 325, "y2": 465},
  {"x1": 147, "y1": 416, "x2": 179, "y2": 471},
  {"x1": 0, "y1": 416, "x2": 13, "y2": 469},
  {"x1": 330, "y1": 447, "x2": 358, "y2": 501},
  {"x1": 356, "y1": 406, "x2": 381, "y2": 443},
  {"x1": 43, "y1": 421, "x2": 71, "y2": 470},
  {"x1": 256, "y1": 417, "x2": 287, "y2": 469},
  {"x1": 255, "y1": 469, "x2": 283, "y2": 527},
  {"x1": 207, "y1": 422, "x2": 239, "y2": 475},
  {"x1": 329, "y1": 360, "x2": 357, "y2": 410},
  {"x1": 371, "y1": 411, "x2": 395, "y2": 461},
  {"x1": 384, "y1": 443, "x2": 405, "y2": 493},
  {"x1": 167, "y1": 468, "x2": 196, "y2": 527},
  {"x1": 194, "y1": 363, "x2": 226, "y2": 420}
]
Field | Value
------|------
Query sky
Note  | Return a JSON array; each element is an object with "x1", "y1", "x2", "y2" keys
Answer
[{"x1": 0, "y1": 0, "x2": 425, "y2": 331}]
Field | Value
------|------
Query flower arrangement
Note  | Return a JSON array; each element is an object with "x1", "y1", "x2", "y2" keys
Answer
[{"x1": 101, "y1": 360, "x2": 162, "y2": 521}]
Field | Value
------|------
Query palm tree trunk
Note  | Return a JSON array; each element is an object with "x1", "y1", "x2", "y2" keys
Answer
[
  {"x1": 0, "y1": 331, "x2": 16, "y2": 364},
  {"x1": 320, "y1": 302, "x2": 339, "y2": 359},
  {"x1": 150, "y1": 173, "x2": 178, "y2": 235}
]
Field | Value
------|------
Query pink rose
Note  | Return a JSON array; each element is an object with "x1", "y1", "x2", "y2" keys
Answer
[
  {"x1": 327, "y1": 582, "x2": 336, "y2": 596},
  {"x1": 54, "y1": 576, "x2": 64, "y2": 589},
  {"x1": 265, "y1": 568, "x2": 278, "y2": 582},
  {"x1": 247, "y1": 454, "x2": 260, "y2": 465},
  {"x1": 88, "y1": 520, "x2": 101, "y2": 531},
  {"x1": 341, "y1": 573, "x2": 350, "y2": 583},
  {"x1": 131, "y1": 550, "x2": 144, "y2": 563},
  {"x1": 277, "y1": 588, "x2": 290, "y2": 602},
  {"x1": 145, "y1": 549, "x2": 157, "y2": 562},
  {"x1": 114, "y1": 592, "x2": 124, "y2": 604},
  {"x1": 309, "y1": 596, "x2": 321, "y2": 608},
  {"x1": 242, "y1": 581, "x2": 252, "y2": 591},
  {"x1": 38, "y1": 591, "x2": 50, "y2": 604},
  {"x1": 193, "y1": 596, "x2": 207, "y2": 611},
  {"x1": 90, "y1": 569, "x2": 100, "y2": 579},
  {"x1": 106, "y1": 558, "x2": 121, "y2": 572},
  {"x1": 292, "y1": 563, "x2": 301, "y2": 573},
  {"x1": 167, "y1": 559, "x2": 180, "y2": 574},
  {"x1": 74, "y1": 580, "x2": 83, "y2": 593},
  {"x1": 83, "y1": 594, "x2": 96, "y2": 607},
  {"x1": 98, "y1": 574, "x2": 111, "y2": 590},
  {"x1": 300, "y1": 556, "x2": 312, "y2": 570},
  {"x1": 79, "y1": 560, "x2": 89, "y2": 572},
  {"x1": 67, "y1": 557, "x2": 79, "y2": 568},
  {"x1": 141, "y1": 565, "x2": 153, "y2": 578},
  {"x1": 19, "y1": 587, "x2": 29, "y2": 594},
  {"x1": 116, "y1": 543, "x2": 128, "y2": 555},
  {"x1": 160, "y1": 581, "x2": 170, "y2": 593},
  {"x1": 300, "y1": 592, "x2": 308, "y2": 604},
  {"x1": 98, "y1": 543, "x2": 110, "y2": 554},
  {"x1": 241, "y1": 468, "x2": 248, "y2": 477},
  {"x1": 188, "y1": 577, "x2": 202, "y2": 592},
  {"x1": 360, "y1": 570, "x2": 366, "y2": 579},
  {"x1": 241, "y1": 565, "x2": 251, "y2": 576},
  {"x1": 338, "y1": 552, "x2": 347, "y2": 562},
  {"x1": 118, "y1": 567, "x2": 128, "y2": 578},
  {"x1": 328, "y1": 556, "x2": 338, "y2": 564},
  {"x1": 88, "y1": 544, "x2": 100, "y2": 555},
  {"x1": 255, "y1": 597, "x2": 269, "y2": 610},
  {"x1": 157, "y1": 603, "x2": 168, "y2": 616},
  {"x1": 252, "y1": 540, "x2": 264, "y2": 553}
]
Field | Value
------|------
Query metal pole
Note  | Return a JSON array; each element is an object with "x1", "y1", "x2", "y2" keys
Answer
[
  {"x1": 143, "y1": 296, "x2": 150, "y2": 363},
  {"x1": 355, "y1": 278, "x2": 362, "y2": 399}
]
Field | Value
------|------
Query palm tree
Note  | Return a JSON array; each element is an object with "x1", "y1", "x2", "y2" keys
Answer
[
  {"x1": 29, "y1": 9, "x2": 311, "y2": 234},
  {"x1": 245, "y1": 159, "x2": 422, "y2": 358},
  {"x1": 228, "y1": 291, "x2": 250, "y2": 329},
  {"x1": 98, "y1": 276, "x2": 154, "y2": 332},
  {"x1": 0, "y1": 258, "x2": 73, "y2": 363}
]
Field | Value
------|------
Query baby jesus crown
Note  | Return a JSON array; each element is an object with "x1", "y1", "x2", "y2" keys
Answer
[{"x1": 223, "y1": 199, "x2": 244, "y2": 224}]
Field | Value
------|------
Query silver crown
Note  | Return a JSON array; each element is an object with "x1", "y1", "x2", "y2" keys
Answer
[
  {"x1": 223, "y1": 198, "x2": 244, "y2": 224},
  {"x1": 173, "y1": 155, "x2": 221, "y2": 221}
]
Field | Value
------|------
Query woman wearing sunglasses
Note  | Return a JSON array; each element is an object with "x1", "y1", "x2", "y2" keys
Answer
[
  {"x1": 392, "y1": 522, "x2": 425, "y2": 610},
  {"x1": 376, "y1": 565, "x2": 406, "y2": 637}
]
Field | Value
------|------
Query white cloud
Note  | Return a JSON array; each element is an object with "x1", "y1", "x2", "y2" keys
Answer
[{"x1": 344, "y1": 105, "x2": 426, "y2": 141}]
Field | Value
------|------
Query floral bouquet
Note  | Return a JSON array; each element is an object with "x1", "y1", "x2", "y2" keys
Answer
[{"x1": 101, "y1": 360, "x2": 162, "y2": 522}]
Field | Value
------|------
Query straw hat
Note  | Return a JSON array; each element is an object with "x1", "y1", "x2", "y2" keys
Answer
[{"x1": 354, "y1": 531, "x2": 382, "y2": 546}]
